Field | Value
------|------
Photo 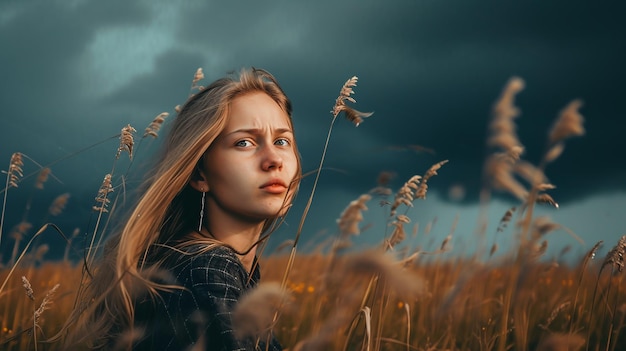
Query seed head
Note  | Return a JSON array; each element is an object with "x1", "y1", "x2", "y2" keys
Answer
[
  {"x1": 93, "y1": 174, "x2": 113, "y2": 212},
  {"x1": 144, "y1": 112, "x2": 169, "y2": 138},
  {"x1": 21, "y1": 276, "x2": 34, "y2": 301},
  {"x1": 116, "y1": 124, "x2": 137, "y2": 159},
  {"x1": 549, "y1": 99, "x2": 585, "y2": 144},
  {"x1": 7, "y1": 152, "x2": 24, "y2": 188},
  {"x1": 331, "y1": 76, "x2": 373, "y2": 126},
  {"x1": 337, "y1": 194, "x2": 371, "y2": 236},
  {"x1": 390, "y1": 175, "x2": 421, "y2": 217},
  {"x1": 415, "y1": 160, "x2": 448, "y2": 199},
  {"x1": 603, "y1": 235, "x2": 626, "y2": 273},
  {"x1": 49, "y1": 193, "x2": 70, "y2": 216},
  {"x1": 35, "y1": 167, "x2": 51, "y2": 189}
]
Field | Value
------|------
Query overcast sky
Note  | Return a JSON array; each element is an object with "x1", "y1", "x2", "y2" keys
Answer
[{"x1": 1, "y1": 0, "x2": 624, "y2": 262}]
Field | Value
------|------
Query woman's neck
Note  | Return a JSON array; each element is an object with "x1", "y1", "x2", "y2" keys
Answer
[{"x1": 201, "y1": 221, "x2": 264, "y2": 272}]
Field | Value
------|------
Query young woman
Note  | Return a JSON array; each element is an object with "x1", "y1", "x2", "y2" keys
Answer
[{"x1": 67, "y1": 68, "x2": 301, "y2": 350}]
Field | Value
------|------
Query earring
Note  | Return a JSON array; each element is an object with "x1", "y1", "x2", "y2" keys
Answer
[{"x1": 198, "y1": 190, "x2": 206, "y2": 232}]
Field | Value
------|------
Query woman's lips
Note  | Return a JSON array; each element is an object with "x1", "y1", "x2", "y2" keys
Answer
[
  {"x1": 261, "y1": 184, "x2": 288, "y2": 193},
  {"x1": 260, "y1": 180, "x2": 288, "y2": 194}
]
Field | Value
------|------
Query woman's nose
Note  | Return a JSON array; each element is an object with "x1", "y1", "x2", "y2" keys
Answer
[{"x1": 261, "y1": 146, "x2": 283, "y2": 171}]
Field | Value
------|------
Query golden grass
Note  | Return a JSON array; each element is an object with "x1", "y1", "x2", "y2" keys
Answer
[
  {"x1": 269, "y1": 253, "x2": 626, "y2": 350},
  {"x1": 0, "y1": 245, "x2": 625, "y2": 350},
  {"x1": 1, "y1": 262, "x2": 80, "y2": 351}
]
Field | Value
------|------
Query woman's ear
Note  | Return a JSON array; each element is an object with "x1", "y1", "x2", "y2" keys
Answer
[{"x1": 189, "y1": 165, "x2": 210, "y2": 192}]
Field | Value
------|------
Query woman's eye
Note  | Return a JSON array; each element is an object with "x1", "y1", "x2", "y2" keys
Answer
[
  {"x1": 275, "y1": 138, "x2": 290, "y2": 146},
  {"x1": 235, "y1": 140, "x2": 253, "y2": 147}
]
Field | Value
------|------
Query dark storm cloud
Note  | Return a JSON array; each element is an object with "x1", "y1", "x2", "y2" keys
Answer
[
  {"x1": 262, "y1": 0, "x2": 626, "y2": 203},
  {"x1": 0, "y1": 1, "x2": 150, "y2": 161},
  {"x1": 1, "y1": 1, "x2": 624, "y2": 259},
  {"x1": 243, "y1": 0, "x2": 626, "y2": 205}
]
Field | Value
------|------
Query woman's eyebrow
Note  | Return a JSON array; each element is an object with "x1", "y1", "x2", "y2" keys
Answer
[{"x1": 227, "y1": 128, "x2": 293, "y2": 136}]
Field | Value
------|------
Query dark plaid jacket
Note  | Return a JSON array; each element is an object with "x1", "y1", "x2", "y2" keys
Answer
[{"x1": 132, "y1": 245, "x2": 283, "y2": 351}]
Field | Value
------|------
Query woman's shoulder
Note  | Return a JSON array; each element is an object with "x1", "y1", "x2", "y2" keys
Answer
[
  {"x1": 180, "y1": 244, "x2": 240, "y2": 265},
  {"x1": 168, "y1": 244, "x2": 246, "y2": 280}
]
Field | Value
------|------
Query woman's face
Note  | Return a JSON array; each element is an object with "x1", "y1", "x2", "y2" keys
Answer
[{"x1": 198, "y1": 91, "x2": 299, "y2": 223}]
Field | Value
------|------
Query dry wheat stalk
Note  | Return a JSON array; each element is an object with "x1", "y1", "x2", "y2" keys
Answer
[
  {"x1": 1, "y1": 152, "x2": 25, "y2": 248},
  {"x1": 31, "y1": 244, "x2": 49, "y2": 264},
  {"x1": 275, "y1": 239, "x2": 295, "y2": 254},
  {"x1": 531, "y1": 216, "x2": 584, "y2": 245},
  {"x1": 539, "y1": 301, "x2": 571, "y2": 330},
  {"x1": 484, "y1": 78, "x2": 534, "y2": 205},
  {"x1": 63, "y1": 227, "x2": 81, "y2": 262},
  {"x1": 537, "y1": 183, "x2": 557, "y2": 191},
  {"x1": 7, "y1": 152, "x2": 24, "y2": 188},
  {"x1": 294, "y1": 293, "x2": 357, "y2": 351},
  {"x1": 11, "y1": 221, "x2": 32, "y2": 241},
  {"x1": 514, "y1": 160, "x2": 547, "y2": 186},
  {"x1": 424, "y1": 220, "x2": 433, "y2": 235},
  {"x1": 232, "y1": 282, "x2": 288, "y2": 340},
  {"x1": 48, "y1": 193, "x2": 70, "y2": 216},
  {"x1": 532, "y1": 216, "x2": 561, "y2": 238},
  {"x1": 34, "y1": 167, "x2": 51, "y2": 189},
  {"x1": 34, "y1": 283, "x2": 59, "y2": 324},
  {"x1": 549, "y1": 100, "x2": 585, "y2": 145},
  {"x1": 536, "y1": 193, "x2": 559, "y2": 208},
  {"x1": 377, "y1": 171, "x2": 395, "y2": 187},
  {"x1": 340, "y1": 251, "x2": 425, "y2": 300},
  {"x1": 331, "y1": 76, "x2": 373, "y2": 126},
  {"x1": 193, "y1": 67, "x2": 204, "y2": 83},
  {"x1": 484, "y1": 153, "x2": 528, "y2": 201},
  {"x1": 545, "y1": 142, "x2": 565, "y2": 164},
  {"x1": 559, "y1": 245, "x2": 572, "y2": 259},
  {"x1": 415, "y1": 160, "x2": 448, "y2": 199},
  {"x1": 497, "y1": 206, "x2": 517, "y2": 232},
  {"x1": 337, "y1": 194, "x2": 371, "y2": 236},
  {"x1": 531, "y1": 240, "x2": 548, "y2": 259},
  {"x1": 370, "y1": 171, "x2": 394, "y2": 198},
  {"x1": 489, "y1": 243, "x2": 499, "y2": 257},
  {"x1": 370, "y1": 187, "x2": 392, "y2": 198},
  {"x1": 92, "y1": 174, "x2": 113, "y2": 212},
  {"x1": 10, "y1": 222, "x2": 33, "y2": 264},
  {"x1": 191, "y1": 67, "x2": 205, "y2": 92},
  {"x1": 359, "y1": 306, "x2": 372, "y2": 351},
  {"x1": 489, "y1": 77, "x2": 524, "y2": 151},
  {"x1": 399, "y1": 250, "x2": 420, "y2": 267},
  {"x1": 585, "y1": 241, "x2": 604, "y2": 263},
  {"x1": 387, "y1": 221, "x2": 407, "y2": 249},
  {"x1": 144, "y1": 112, "x2": 169, "y2": 138},
  {"x1": 587, "y1": 238, "x2": 625, "y2": 350},
  {"x1": 396, "y1": 214, "x2": 410, "y2": 224},
  {"x1": 545, "y1": 100, "x2": 585, "y2": 167},
  {"x1": 602, "y1": 235, "x2": 626, "y2": 273},
  {"x1": 116, "y1": 124, "x2": 137, "y2": 160},
  {"x1": 389, "y1": 175, "x2": 421, "y2": 217},
  {"x1": 536, "y1": 183, "x2": 556, "y2": 191},
  {"x1": 22, "y1": 276, "x2": 34, "y2": 301},
  {"x1": 440, "y1": 234, "x2": 453, "y2": 251},
  {"x1": 569, "y1": 241, "x2": 603, "y2": 334},
  {"x1": 276, "y1": 75, "x2": 374, "y2": 344}
]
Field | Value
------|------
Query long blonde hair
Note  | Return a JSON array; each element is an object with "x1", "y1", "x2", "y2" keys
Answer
[{"x1": 66, "y1": 68, "x2": 301, "y2": 348}]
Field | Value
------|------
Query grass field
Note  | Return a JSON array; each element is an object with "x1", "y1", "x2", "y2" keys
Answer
[{"x1": 1, "y1": 249, "x2": 624, "y2": 350}]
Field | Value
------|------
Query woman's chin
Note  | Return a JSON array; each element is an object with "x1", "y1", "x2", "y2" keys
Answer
[{"x1": 256, "y1": 205, "x2": 290, "y2": 220}]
